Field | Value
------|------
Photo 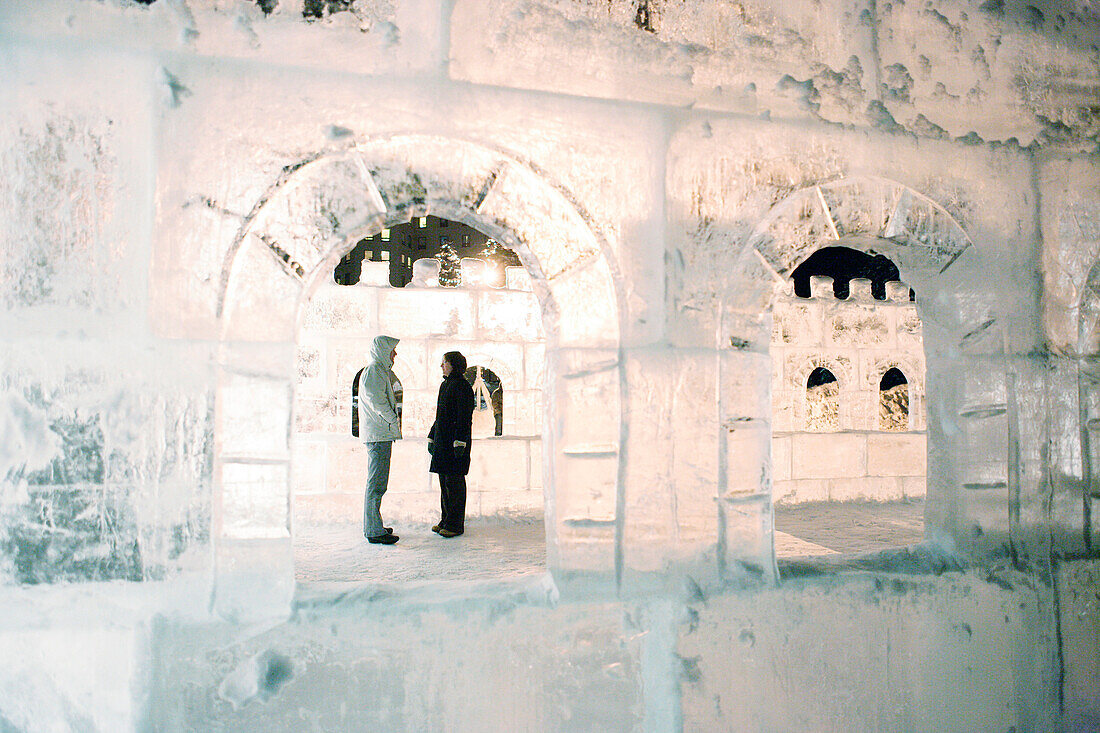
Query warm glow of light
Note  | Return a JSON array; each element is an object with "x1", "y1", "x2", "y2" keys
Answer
[
  {"x1": 381, "y1": 228, "x2": 390, "y2": 241},
  {"x1": 418, "y1": 217, "x2": 427, "y2": 228},
  {"x1": 381, "y1": 251, "x2": 390, "y2": 261}
]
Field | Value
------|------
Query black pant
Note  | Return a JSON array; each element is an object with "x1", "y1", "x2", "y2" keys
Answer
[{"x1": 438, "y1": 473, "x2": 467, "y2": 533}]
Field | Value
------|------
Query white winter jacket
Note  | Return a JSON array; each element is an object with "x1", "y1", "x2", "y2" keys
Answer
[{"x1": 358, "y1": 335, "x2": 402, "y2": 443}]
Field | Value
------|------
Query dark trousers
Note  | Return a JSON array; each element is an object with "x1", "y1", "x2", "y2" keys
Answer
[{"x1": 438, "y1": 473, "x2": 467, "y2": 533}]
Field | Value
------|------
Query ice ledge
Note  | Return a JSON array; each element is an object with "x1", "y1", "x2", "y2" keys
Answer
[
  {"x1": 790, "y1": 277, "x2": 914, "y2": 302},
  {"x1": 293, "y1": 571, "x2": 561, "y2": 619}
]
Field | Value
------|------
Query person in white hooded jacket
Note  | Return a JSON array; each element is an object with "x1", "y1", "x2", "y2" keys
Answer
[{"x1": 359, "y1": 335, "x2": 402, "y2": 544}]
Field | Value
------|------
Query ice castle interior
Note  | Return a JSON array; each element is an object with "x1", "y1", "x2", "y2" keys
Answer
[{"x1": 1, "y1": 0, "x2": 1099, "y2": 729}]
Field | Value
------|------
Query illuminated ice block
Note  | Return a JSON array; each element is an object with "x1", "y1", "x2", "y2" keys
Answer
[
  {"x1": 377, "y1": 288, "x2": 477, "y2": 339},
  {"x1": 467, "y1": 438, "x2": 529, "y2": 491},
  {"x1": 411, "y1": 258, "x2": 440, "y2": 287},
  {"x1": 359, "y1": 260, "x2": 391, "y2": 287},
  {"x1": 886, "y1": 280, "x2": 911, "y2": 301},
  {"x1": 505, "y1": 265, "x2": 532, "y2": 291},
  {"x1": 810, "y1": 275, "x2": 835, "y2": 299},
  {"x1": 459, "y1": 257, "x2": 487, "y2": 287}
]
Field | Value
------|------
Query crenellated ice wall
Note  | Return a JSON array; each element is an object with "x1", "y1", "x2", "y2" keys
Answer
[
  {"x1": 772, "y1": 276, "x2": 927, "y2": 503},
  {"x1": 1, "y1": 0, "x2": 1098, "y2": 730}
]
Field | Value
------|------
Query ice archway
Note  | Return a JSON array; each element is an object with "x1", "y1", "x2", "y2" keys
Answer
[
  {"x1": 746, "y1": 176, "x2": 973, "y2": 279},
  {"x1": 727, "y1": 176, "x2": 975, "y2": 557},
  {"x1": 214, "y1": 136, "x2": 625, "y2": 612}
]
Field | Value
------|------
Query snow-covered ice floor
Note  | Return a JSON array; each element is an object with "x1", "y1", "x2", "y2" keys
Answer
[
  {"x1": 292, "y1": 501, "x2": 924, "y2": 583},
  {"x1": 774, "y1": 499, "x2": 925, "y2": 556},
  {"x1": 293, "y1": 518, "x2": 548, "y2": 584}
]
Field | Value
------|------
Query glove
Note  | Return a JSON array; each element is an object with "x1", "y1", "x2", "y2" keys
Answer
[{"x1": 453, "y1": 440, "x2": 467, "y2": 456}]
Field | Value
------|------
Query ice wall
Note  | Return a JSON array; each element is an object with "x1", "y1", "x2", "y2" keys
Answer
[
  {"x1": 139, "y1": 563, "x2": 1078, "y2": 730},
  {"x1": 452, "y1": 0, "x2": 1100, "y2": 150},
  {"x1": 1, "y1": 0, "x2": 1098, "y2": 729},
  {"x1": 0, "y1": 30, "x2": 213, "y2": 586}
]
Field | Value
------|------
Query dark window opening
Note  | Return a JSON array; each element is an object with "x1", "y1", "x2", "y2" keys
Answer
[
  {"x1": 792, "y1": 246, "x2": 909, "y2": 300},
  {"x1": 806, "y1": 366, "x2": 839, "y2": 432},
  {"x1": 879, "y1": 367, "x2": 909, "y2": 431},
  {"x1": 879, "y1": 367, "x2": 907, "y2": 391},
  {"x1": 303, "y1": 0, "x2": 354, "y2": 19},
  {"x1": 807, "y1": 366, "x2": 838, "y2": 389}
]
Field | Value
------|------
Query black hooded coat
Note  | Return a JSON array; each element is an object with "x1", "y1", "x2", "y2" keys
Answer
[{"x1": 428, "y1": 372, "x2": 475, "y2": 475}]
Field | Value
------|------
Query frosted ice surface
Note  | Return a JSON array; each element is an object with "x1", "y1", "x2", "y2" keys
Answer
[
  {"x1": 475, "y1": 163, "x2": 601, "y2": 281},
  {"x1": 301, "y1": 282, "x2": 379, "y2": 333},
  {"x1": 219, "y1": 373, "x2": 291, "y2": 459},
  {"x1": 504, "y1": 265, "x2": 532, "y2": 291},
  {"x1": 222, "y1": 235, "x2": 304, "y2": 342},
  {"x1": 377, "y1": 287, "x2": 478, "y2": 339},
  {"x1": 0, "y1": 391, "x2": 61, "y2": 482},
  {"x1": 217, "y1": 650, "x2": 293, "y2": 710},
  {"x1": 452, "y1": 0, "x2": 1100, "y2": 147},
  {"x1": 1, "y1": 0, "x2": 1099, "y2": 728},
  {"x1": 479, "y1": 289, "x2": 542, "y2": 341}
]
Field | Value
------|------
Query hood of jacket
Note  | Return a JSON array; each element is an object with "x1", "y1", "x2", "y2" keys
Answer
[{"x1": 370, "y1": 335, "x2": 400, "y2": 368}]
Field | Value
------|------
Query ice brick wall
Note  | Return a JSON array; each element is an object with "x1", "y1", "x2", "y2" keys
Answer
[
  {"x1": 0, "y1": 0, "x2": 1090, "y2": 582},
  {"x1": 771, "y1": 278, "x2": 927, "y2": 503},
  {"x1": 0, "y1": 1, "x2": 1098, "y2": 728},
  {"x1": 0, "y1": 37, "x2": 215, "y2": 587},
  {"x1": 451, "y1": 0, "x2": 1100, "y2": 151},
  {"x1": 142, "y1": 562, "x2": 1069, "y2": 732},
  {"x1": 0, "y1": 0, "x2": 1094, "y2": 585},
  {"x1": 294, "y1": 260, "x2": 545, "y2": 523}
]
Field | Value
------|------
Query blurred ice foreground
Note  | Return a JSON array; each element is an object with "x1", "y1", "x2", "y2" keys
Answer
[{"x1": 1, "y1": 0, "x2": 1099, "y2": 730}]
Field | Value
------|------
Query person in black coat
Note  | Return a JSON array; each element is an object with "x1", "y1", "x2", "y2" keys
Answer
[{"x1": 428, "y1": 351, "x2": 475, "y2": 537}]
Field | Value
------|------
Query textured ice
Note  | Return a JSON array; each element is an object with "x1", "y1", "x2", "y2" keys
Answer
[
  {"x1": 452, "y1": 0, "x2": 1100, "y2": 149},
  {"x1": 2, "y1": 0, "x2": 1099, "y2": 729}
]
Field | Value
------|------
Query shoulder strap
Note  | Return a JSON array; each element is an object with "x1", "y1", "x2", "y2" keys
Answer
[{"x1": 351, "y1": 367, "x2": 365, "y2": 437}]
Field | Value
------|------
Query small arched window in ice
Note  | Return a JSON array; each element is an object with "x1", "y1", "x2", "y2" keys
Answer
[
  {"x1": 806, "y1": 366, "x2": 839, "y2": 431},
  {"x1": 879, "y1": 368, "x2": 909, "y2": 431},
  {"x1": 464, "y1": 366, "x2": 503, "y2": 437}
]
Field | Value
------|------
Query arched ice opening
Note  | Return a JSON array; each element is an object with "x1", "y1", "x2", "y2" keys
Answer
[
  {"x1": 879, "y1": 367, "x2": 910, "y2": 432},
  {"x1": 212, "y1": 136, "x2": 625, "y2": 615},
  {"x1": 732, "y1": 176, "x2": 973, "y2": 565}
]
